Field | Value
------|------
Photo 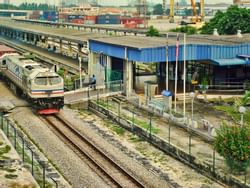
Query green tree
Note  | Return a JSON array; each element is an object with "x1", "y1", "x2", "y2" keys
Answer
[
  {"x1": 152, "y1": 4, "x2": 163, "y2": 15},
  {"x1": 146, "y1": 26, "x2": 160, "y2": 37},
  {"x1": 201, "y1": 5, "x2": 250, "y2": 35},
  {"x1": 214, "y1": 122, "x2": 250, "y2": 174},
  {"x1": 0, "y1": 3, "x2": 18, "y2": 9},
  {"x1": 170, "y1": 26, "x2": 198, "y2": 35}
]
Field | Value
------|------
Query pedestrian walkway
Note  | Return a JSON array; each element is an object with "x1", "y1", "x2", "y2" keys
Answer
[{"x1": 64, "y1": 81, "x2": 123, "y2": 104}]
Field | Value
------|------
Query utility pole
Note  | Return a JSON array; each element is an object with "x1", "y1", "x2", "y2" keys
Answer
[{"x1": 162, "y1": 0, "x2": 166, "y2": 15}]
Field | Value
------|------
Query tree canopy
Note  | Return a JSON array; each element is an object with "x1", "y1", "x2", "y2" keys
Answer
[
  {"x1": 201, "y1": 5, "x2": 250, "y2": 35},
  {"x1": 146, "y1": 26, "x2": 160, "y2": 37},
  {"x1": 0, "y1": 3, "x2": 55, "y2": 11},
  {"x1": 152, "y1": 4, "x2": 163, "y2": 15}
]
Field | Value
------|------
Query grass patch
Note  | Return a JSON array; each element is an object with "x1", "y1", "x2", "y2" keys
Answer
[
  {"x1": 5, "y1": 174, "x2": 18, "y2": 179},
  {"x1": 0, "y1": 145, "x2": 11, "y2": 155},
  {"x1": 214, "y1": 105, "x2": 250, "y2": 124},
  {"x1": 0, "y1": 155, "x2": 10, "y2": 160},
  {"x1": 80, "y1": 109, "x2": 92, "y2": 116},
  {"x1": 126, "y1": 116, "x2": 160, "y2": 134},
  {"x1": 96, "y1": 100, "x2": 113, "y2": 109},
  {"x1": 129, "y1": 135, "x2": 144, "y2": 143},
  {"x1": 0, "y1": 141, "x2": 3, "y2": 146},
  {"x1": 0, "y1": 167, "x2": 16, "y2": 173},
  {"x1": 111, "y1": 126, "x2": 125, "y2": 136}
]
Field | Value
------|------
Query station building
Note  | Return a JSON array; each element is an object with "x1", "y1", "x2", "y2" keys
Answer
[
  {"x1": 88, "y1": 34, "x2": 250, "y2": 96},
  {"x1": 1, "y1": 18, "x2": 250, "y2": 97}
]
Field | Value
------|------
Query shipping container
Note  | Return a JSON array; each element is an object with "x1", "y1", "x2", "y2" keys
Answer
[
  {"x1": 71, "y1": 19, "x2": 84, "y2": 24},
  {"x1": 84, "y1": 20, "x2": 96, "y2": 25},
  {"x1": 42, "y1": 11, "x2": 58, "y2": 22},
  {"x1": 85, "y1": 15, "x2": 97, "y2": 20},
  {"x1": 97, "y1": 14, "x2": 120, "y2": 24},
  {"x1": 97, "y1": 14, "x2": 120, "y2": 20},
  {"x1": 67, "y1": 15, "x2": 85, "y2": 20},
  {"x1": 121, "y1": 17, "x2": 144, "y2": 25},
  {"x1": 124, "y1": 23, "x2": 137, "y2": 29},
  {"x1": 97, "y1": 19, "x2": 120, "y2": 24}
]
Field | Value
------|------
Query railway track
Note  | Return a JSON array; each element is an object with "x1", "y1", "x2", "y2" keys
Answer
[{"x1": 42, "y1": 114, "x2": 145, "y2": 188}]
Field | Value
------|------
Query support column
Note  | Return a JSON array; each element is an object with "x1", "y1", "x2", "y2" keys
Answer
[
  {"x1": 59, "y1": 39, "x2": 63, "y2": 54},
  {"x1": 68, "y1": 42, "x2": 72, "y2": 57},
  {"x1": 24, "y1": 33, "x2": 28, "y2": 42},
  {"x1": 106, "y1": 56, "x2": 111, "y2": 83},
  {"x1": 123, "y1": 60, "x2": 133, "y2": 97},
  {"x1": 88, "y1": 51, "x2": 96, "y2": 76},
  {"x1": 44, "y1": 37, "x2": 48, "y2": 49}
]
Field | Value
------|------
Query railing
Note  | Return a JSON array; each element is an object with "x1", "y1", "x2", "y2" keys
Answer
[
  {"x1": 194, "y1": 83, "x2": 244, "y2": 92},
  {"x1": 0, "y1": 113, "x2": 58, "y2": 188},
  {"x1": 89, "y1": 96, "x2": 250, "y2": 188}
]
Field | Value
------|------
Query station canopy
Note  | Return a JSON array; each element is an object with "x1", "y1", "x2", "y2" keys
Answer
[{"x1": 211, "y1": 58, "x2": 248, "y2": 66}]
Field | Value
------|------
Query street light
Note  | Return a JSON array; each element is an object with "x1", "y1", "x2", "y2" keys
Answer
[
  {"x1": 239, "y1": 106, "x2": 246, "y2": 126},
  {"x1": 188, "y1": 92, "x2": 195, "y2": 158},
  {"x1": 78, "y1": 56, "x2": 82, "y2": 89},
  {"x1": 190, "y1": 92, "x2": 195, "y2": 122}
]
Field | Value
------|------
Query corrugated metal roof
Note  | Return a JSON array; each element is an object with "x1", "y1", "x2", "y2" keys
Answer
[
  {"x1": 211, "y1": 58, "x2": 247, "y2": 66},
  {"x1": 89, "y1": 40, "x2": 250, "y2": 63},
  {"x1": 90, "y1": 34, "x2": 250, "y2": 49}
]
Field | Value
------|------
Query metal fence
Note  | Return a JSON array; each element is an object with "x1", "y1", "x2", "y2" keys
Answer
[
  {"x1": 0, "y1": 113, "x2": 58, "y2": 188},
  {"x1": 90, "y1": 96, "x2": 249, "y2": 187}
]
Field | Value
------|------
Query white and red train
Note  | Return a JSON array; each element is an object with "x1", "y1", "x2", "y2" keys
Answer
[{"x1": 0, "y1": 45, "x2": 64, "y2": 114}]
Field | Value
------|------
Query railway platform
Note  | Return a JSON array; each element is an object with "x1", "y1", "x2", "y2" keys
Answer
[
  {"x1": 64, "y1": 81, "x2": 123, "y2": 105},
  {"x1": 0, "y1": 37, "x2": 82, "y2": 74}
]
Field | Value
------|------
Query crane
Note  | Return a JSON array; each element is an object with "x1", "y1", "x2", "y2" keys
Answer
[{"x1": 169, "y1": 0, "x2": 205, "y2": 23}]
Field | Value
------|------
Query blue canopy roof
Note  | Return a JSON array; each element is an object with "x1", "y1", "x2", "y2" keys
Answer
[{"x1": 211, "y1": 58, "x2": 248, "y2": 66}]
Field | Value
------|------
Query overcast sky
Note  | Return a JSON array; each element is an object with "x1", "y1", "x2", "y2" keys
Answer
[{"x1": 6, "y1": 0, "x2": 234, "y2": 6}]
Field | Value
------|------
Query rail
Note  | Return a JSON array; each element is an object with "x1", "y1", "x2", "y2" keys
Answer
[{"x1": 43, "y1": 114, "x2": 145, "y2": 188}]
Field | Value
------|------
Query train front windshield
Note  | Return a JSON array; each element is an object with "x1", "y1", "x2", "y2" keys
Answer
[{"x1": 34, "y1": 76, "x2": 62, "y2": 86}]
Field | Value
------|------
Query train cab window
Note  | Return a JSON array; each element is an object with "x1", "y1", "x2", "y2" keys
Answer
[
  {"x1": 49, "y1": 76, "x2": 61, "y2": 85},
  {"x1": 35, "y1": 77, "x2": 47, "y2": 85},
  {"x1": 2, "y1": 60, "x2": 6, "y2": 65}
]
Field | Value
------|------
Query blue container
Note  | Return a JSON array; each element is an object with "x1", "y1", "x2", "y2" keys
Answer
[
  {"x1": 97, "y1": 18, "x2": 120, "y2": 24},
  {"x1": 97, "y1": 14, "x2": 120, "y2": 20},
  {"x1": 97, "y1": 14, "x2": 120, "y2": 24},
  {"x1": 67, "y1": 15, "x2": 85, "y2": 20}
]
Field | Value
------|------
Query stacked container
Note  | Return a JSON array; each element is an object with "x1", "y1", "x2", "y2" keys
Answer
[
  {"x1": 84, "y1": 15, "x2": 97, "y2": 25},
  {"x1": 40, "y1": 11, "x2": 58, "y2": 22},
  {"x1": 67, "y1": 15, "x2": 85, "y2": 24},
  {"x1": 97, "y1": 14, "x2": 120, "y2": 24},
  {"x1": 29, "y1": 10, "x2": 41, "y2": 20},
  {"x1": 58, "y1": 13, "x2": 67, "y2": 22},
  {"x1": 121, "y1": 17, "x2": 144, "y2": 25}
]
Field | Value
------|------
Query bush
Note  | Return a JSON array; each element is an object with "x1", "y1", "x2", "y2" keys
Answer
[
  {"x1": 214, "y1": 122, "x2": 250, "y2": 174},
  {"x1": 200, "y1": 5, "x2": 250, "y2": 35},
  {"x1": 244, "y1": 80, "x2": 250, "y2": 91},
  {"x1": 170, "y1": 26, "x2": 198, "y2": 35},
  {"x1": 146, "y1": 26, "x2": 160, "y2": 37}
]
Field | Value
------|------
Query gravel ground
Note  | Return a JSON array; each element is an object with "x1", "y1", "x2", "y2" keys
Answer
[
  {"x1": 74, "y1": 107, "x2": 225, "y2": 188},
  {"x1": 61, "y1": 108, "x2": 174, "y2": 188},
  {"x1": 0, "y1": 81, "x2": 107, "y2": 187},
  {"x1": 0, "y1": 81, "x2": 224, "y2": 187},
  {"x1": 9, "y1": 107, "x2": 109, "y2": 188}
]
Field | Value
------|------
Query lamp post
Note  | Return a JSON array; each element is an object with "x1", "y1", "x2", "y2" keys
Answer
[
  {"x1": 189, "y1": 92, "x2": 195, "y2": 157},
  {"x1": 78, "y1": 56, "x2": 82, "y2": 89},
  {"x1": 239, "y1": 106, "x2": 246, "y2": 127},
  {"x1": 190, "y1": 92, "x2": 195, "y2": 125}
]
